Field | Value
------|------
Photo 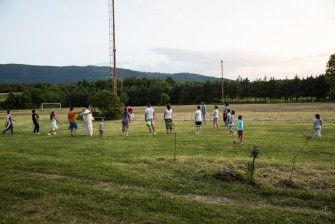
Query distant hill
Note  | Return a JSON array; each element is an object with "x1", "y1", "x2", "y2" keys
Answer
[{"x1": 0, "y1": 64, "x2": 226, "y2": 84}]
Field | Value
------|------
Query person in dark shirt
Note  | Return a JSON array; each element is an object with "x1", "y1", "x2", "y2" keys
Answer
[{"x1": 32, "y1": 109, "x2": 40, "y2": 134}]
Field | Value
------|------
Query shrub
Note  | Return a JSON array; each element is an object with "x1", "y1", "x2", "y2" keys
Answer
[
  {"x1": 160, "y1": 93, "x2": 170, "y2": 105},
  {"x1": 245, "y1": 146, "x2": 260, "y2": 183},
  {"x1": 88, "y1": 90, "x2": 123, "y2": 120}
]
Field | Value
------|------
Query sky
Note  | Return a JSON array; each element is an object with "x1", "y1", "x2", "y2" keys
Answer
[{"x1": 0, "y1": 0, "x2": 334, "y2": 80}]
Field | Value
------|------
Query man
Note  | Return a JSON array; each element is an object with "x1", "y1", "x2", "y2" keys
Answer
[
  {"x1": 195, "y1": 105, "x2": 202, "y2": 134},
  {"x1": 200, "y1": 102, "x2": 208, "y2": 124},
  {"x1": 145, "y1": 103, "x2": 156, "y2": 135},
  {"x1": 223, "y1": 103, "x2": 230, "y2": 126}
]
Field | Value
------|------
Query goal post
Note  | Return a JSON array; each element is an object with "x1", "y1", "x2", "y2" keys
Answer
[{"x1": 40, "y1": 103, "x2": 62, "y2": 110}]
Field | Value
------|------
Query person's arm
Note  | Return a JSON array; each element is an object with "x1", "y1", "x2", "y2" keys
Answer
[
  {"x1": 56, "y1": 117, "x2": 62, "y2": 124},
  {"x1": 153, "y1": 111, "x2": 155, "y2": 121}
]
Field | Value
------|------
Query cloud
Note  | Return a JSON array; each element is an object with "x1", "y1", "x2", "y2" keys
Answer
[{"x1": 132, "y1": 48, "x2": 330, "y2": 80}]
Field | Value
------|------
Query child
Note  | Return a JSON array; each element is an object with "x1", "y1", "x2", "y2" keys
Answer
[
  {"x1": 213, "y1": 105, "x2": 219, "y2": 132},
  {"x1": 99, "y1": 119, "x2": 104, "y2": 137},
  {"x1": 3, "y1": 110, "x2": 15, "y2": 134},
  {"x1": 48, "y1": 111, "x2": 60, "y2": 135},
  {"x1": 32, "y1": 109, "x2": 40, "y2": 134},
  {"x1": 164, "y1": 104, "x2": 173, "y2": 134},
  {"x1": 195, "y1": 105, "x2": 202, "y2": 134},
  {"x1": 127, "y1": 106, "x2": 134, "y2": 121},
  {"x1": 228, "y1": 110, "x2": 235, "y2": 135},
  {"x1": 121, "y1": 107, "x2": 131, "y2": 136},
  {"x1": 314, "y1": 114, "x2": 322, "y2": 140},
  {"x1": 68, "y1": 107, "x2": 79, "y2": 136},
  {"x1": 234, "y1": 115, "x2": 244, "y2": 144}
]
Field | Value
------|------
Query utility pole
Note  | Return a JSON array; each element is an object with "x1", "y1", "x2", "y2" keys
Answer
[
  {"x1": 221, "y1": 60, "x2": 224, "y2": 103},
  {"x1": 108, "y1": 0, "x2": 117, "y2": 95}
]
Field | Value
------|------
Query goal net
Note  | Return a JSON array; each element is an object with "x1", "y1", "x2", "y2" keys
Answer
[{"x1": 41, "y1": 103, "x2": 62, "y2": 110}]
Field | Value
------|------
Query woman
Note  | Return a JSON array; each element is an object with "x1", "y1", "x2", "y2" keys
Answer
[
  {"x1": 164, "y1": 104, "x2": 173, "y2": 134},
  {"x1": 82, "y1": 106, "x2": 94, "y2": 136}
]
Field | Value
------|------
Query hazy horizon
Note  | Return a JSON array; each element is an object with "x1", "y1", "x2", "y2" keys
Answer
[{"x1": 1, "y1": 0, "x2": 334, "y2": 80}]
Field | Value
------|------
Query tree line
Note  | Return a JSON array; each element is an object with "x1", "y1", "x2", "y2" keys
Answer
[{"x1": 0, "y1": 73, "x2": 332, "y2": 111}]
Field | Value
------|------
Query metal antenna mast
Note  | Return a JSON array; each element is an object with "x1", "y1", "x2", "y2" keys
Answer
[
  {"x1": 221, "y1": 60, "x2": 224, "y2": 103},
  {"x1": 108, "y1": 0, "x2": 117, "y2": 95}
]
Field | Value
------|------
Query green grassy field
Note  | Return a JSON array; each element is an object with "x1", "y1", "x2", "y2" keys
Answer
[{"x1": 0, "y1": 103, "x2": 334, "y2": 223}]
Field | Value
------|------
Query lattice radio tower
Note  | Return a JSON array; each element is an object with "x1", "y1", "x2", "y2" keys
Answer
[{"x1": 108, "y1": 0, "x2": 117, "y2": 95}]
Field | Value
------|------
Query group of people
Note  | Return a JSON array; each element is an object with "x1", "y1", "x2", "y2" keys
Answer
[
  {"x1": 2, "y1": 103, "x2": 324, "y2": 141},
  {"x1": 194, "y1": 103, "x2": 244, "y2": 144}
]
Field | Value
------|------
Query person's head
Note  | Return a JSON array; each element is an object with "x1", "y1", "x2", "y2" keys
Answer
[
  {"x1": 101, "y1": 118, "x2": 104, "y2": 122},
  {"x1": 225, "y1": 102, "x2": 229, "y2": 106},
  {"x1": 32, "y1": 109, "x2": 35, "y2": 113},
  {"x1": 147, "y1": 103, "x2": 151, "y2": 108},
  {"x1": 50, "y1": 111, "x2": 55, "y2": 120},
  {"x1": 215, "y1": 105, "x2": 218, "y2": 109},
  {"x1": 7, "y1": 110, "x2": 11, "y2": 114},
  {"x1": 238, "y1": 115, "x2": 242, "y2": 120},
  {"x1": 124, "y1": 107, "x2": 128, "y2": 113},
  {"x1": 70, "y1": 106, "x2": 74, "y2": 111},
  {"x1": 231, "y1": 110, "x2": 235, "y2": 115},
  {"x1": 197, "y1": 105, "x2": 201, "y2": 110},
  {"x1": 227, "y1": 109, "x2": 231, "y2": 113},
  {"x1": 167, "y1": 104, "x2": 171, "y2": 110},
  {"x1": 201, "y1": 102, "x2": 204, "y2": 105},
  {"x1": 315, "y1": 114, "x2": 320, "y2": 119}
]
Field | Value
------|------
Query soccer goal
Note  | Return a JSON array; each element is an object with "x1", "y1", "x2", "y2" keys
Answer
[{"x1": 40, "y1": 103, "x2": 62, "y2": 110}]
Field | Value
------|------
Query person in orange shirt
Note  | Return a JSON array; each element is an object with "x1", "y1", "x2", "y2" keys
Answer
[{"x1": 68, "y1": 106, "x2": 79, "y2": 135}]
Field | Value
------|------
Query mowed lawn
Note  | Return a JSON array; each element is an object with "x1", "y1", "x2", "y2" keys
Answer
[{"x1": 0, "y1": 103, "x2": 334, "y2": 223}]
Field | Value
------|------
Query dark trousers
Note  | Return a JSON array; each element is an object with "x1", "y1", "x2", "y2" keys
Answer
[
  {"x1": 33, "y1": 122, "x2": 39, "y2": 133},
  {"x1": 3, "y1": 124, "x2": 14, "y2": 134}
]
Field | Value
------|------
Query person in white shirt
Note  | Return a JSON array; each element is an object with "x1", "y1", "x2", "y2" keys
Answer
[
  {"x1": 164, "y1": 104, "x2": 173, "y2": 134},
  {"x1": 145, "y1": 103, "x2": 156, "y2": 135},
  {"x1": 83, "y1": 107, "x2": 94, "y2": 136},
  {"x1": 3, "y1": 110, "x2": 15, "y2": 134},
  {"x1": 314, "y1": 114, "x2": 322, "y2": 140},
  {"x1": 195, "y1": 105, "x2": 203, "y2": 134},
  {"x1": 213, "y1": 105, "x2": 219, "y2": 132}
]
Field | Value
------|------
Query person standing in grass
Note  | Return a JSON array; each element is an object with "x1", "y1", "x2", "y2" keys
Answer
[
  {"x1": 314, "y1": 114, "x2": 322, "y2": 140},
  {"x1": 223, "y1": 103, "x2": 230, "y2": 126},
  {"x1": 234, "y1": 115, "x2": 244, "y2": 144},
  {"x1": 32, "y1": 109, "x2": 40, "y2": 134},
  {"x1": 99, "y1": 119, "x2": 104, "y2": 137},
  {"x1": 164, "y1": 104, "x2": 173, "y2": 134},
  {"x1": 3, "y1": 110, "x2": 15, "y2": 134},
  {"x1": 48, "y1": 111, "x2": 61, "y2": 135},
  {"x1": 195, "y1": 105, "x2": 202, "y2": 134},
  {"x1": 145, "y1": 103, "x2": 156, "y2": 135},
  {"x1": 68, "y1": 107, "x2": 79, "y2": 136},
  {"x1": 83, "y1": 106, "x2": 94, "y2": 136},
  {"x1": 213, "y1": 105, "x2": 219, "y2": 132},
  {"x1": 121, "y1": 107, "x2": 131, "y2": 136},
  {"x1": 228, "y1": 110, "x2": 235, "y2": 136},
  {"x1": 200, "y1": 102, "x2": 208, "y2": 124}
]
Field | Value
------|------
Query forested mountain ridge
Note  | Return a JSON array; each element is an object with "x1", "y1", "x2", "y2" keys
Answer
[{"x1": 0, "y1": 64, "x2": 221, "y2": 83}]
